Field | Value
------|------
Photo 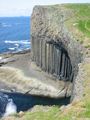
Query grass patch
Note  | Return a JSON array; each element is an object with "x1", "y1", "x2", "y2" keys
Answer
[
  {"x1": 65, "y1": 4, "x2": 90, "y2": 43},
  {"x1": 17, "y1": 106, "x2": 62, "y2": 120},
  {"x1": 78, "y1": 63, "x2": 90, "y2": 118},
  {"x1": 77, "y1": 20, "x2": 90, "y2": 37},
  {"x1": 78, "y1": 100, "x2": 90, "y2": 118},
  {"x1": 85, "y1": 44, "x2": 90, "y2": 48},
  {"x1": 65, "y1": 4, "x2": 90, "y2": 18}
]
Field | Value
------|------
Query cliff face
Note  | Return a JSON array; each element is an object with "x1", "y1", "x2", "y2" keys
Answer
[{"x1": 31, "y1": 5, "x2": 84, "y2": 101}]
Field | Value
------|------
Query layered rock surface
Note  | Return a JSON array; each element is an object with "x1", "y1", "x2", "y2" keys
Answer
[{"x1": 0, "y1": 52, "x2": 72, "y2": 98}]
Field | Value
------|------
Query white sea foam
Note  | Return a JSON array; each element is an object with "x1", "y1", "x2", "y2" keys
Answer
[
  {"x1": 15, "y1": 43, "x2": 19, "y2": 47},
  {"x1": 5, "y1": 40, "x2": 30, "y2": 45},
  {"x1": 4, "y1": 99, "x2": 17, "y2": 117},
  {"x1": 4, "y1": 40, "x2": 30, "y2": 52},
  {"x1": 8, "y1": 43, "x2": 19, "y2": 51},
  {"x1": 0, "y1": 57, "x2": 2, "y2": 60},
  {"x1": 8, "y1": 48, "x2": 16, "y2": 51},
  {"x1": 2, "y1": 23, "x2": 12, "y2": 28}
]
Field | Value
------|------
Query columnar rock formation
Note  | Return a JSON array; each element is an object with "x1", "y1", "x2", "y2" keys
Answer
[
  {"x1": 32, "y1": 37, "x2": 73, "y2": 82},
  {"x1": 31, "y1": 5, "x2": 83, "y2": 100}
]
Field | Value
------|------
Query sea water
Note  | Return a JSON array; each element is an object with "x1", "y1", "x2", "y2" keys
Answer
[
  {"x1": 0, "y1": 92, "x2": 17, "y2": 117},
  {"x1": 0, "y1": 92, "x2": 70, "y2": 117},
  {"x1": 0, "y1": 17, "x2": 30, "y2": 53},
  {"x1": 0, "y1": 17, "x2": 30, "y2": 116}
]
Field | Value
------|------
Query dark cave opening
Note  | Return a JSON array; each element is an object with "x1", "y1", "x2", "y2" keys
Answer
[
  {"x1": 46, "y1": 40, "x2": 74, "y2": 82},
  {"x1": 32, "y1": 38, "x2": 74, "y2": 82}
]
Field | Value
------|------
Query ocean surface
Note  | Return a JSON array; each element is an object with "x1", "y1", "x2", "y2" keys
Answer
[{"x1": 0, "y1": 17, "x2": 30, "y2": 53}]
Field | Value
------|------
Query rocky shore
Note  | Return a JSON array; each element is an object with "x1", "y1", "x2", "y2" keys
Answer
[
  {"x1": 0, "y1": 4, "x2": 89, "y2": 101},
  {"x1": 0, "y1": 50, "x2": 72, "y2": 98},
  {"x1": 0, "y1": 3, "x2": 90, "y2": 120}
]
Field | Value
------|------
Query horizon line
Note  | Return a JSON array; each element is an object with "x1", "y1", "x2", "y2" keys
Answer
[{"x1": 0, "y1": 16, "x2": 30, "y2": 17}]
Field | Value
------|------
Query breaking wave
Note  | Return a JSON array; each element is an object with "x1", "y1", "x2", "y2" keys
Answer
[
  {"x1": 4, "y1": 99, "x2": 17, "y2": 117},
  {"x1": 4, "y1": 40, "x2": 31, "y2": 52},
  {"x1": 0, "y1": 92, "x2": 17, "y2": 117},
  {"x1": 0, "y1": 23, "x2": 12, "y2": 28},
  {"x1": 5, "y1": 40, "x2": 30, "y2": 45}
]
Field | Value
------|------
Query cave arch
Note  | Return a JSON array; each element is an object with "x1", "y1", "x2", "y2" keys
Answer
[
  {"x1": 46, "y1": 40, "x2": 74, "y2": 82},
  {"x1": 32, "y1": 38, "x2": 74, "y2": 82}
]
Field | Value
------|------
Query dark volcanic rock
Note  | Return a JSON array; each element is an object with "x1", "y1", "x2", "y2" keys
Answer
[{"x1": 31, "y1": 5, "x2": 84, "y2": 100}]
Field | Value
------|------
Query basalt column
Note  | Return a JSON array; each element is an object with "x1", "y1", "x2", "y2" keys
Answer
[{"x1": 32, "y1": 39, "x2": 73, "y2": 82}]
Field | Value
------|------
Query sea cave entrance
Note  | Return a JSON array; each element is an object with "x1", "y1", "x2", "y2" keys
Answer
[{"x1": 32, "y1": 38, "x2": 74, "y2": 82}]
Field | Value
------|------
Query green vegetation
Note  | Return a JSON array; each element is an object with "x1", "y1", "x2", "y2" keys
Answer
[
  {"x1": 85, "y1": 44, "x2": 90, "y2": 48},
  {"x1": 66, "y1": 4, "x2": 90, "y2": 17},
  {"x1": 77, "y1": 63, "x2": 90, "y2": 119},
  {"x1": 78, "y1": 20, "x2": 90, "y2": 37},
  {"x1": 65, "y1": 4, "x2": 90, "y2": 46},
  {"x1": 20, "y1": 106, "x2": 61, "y2": 120},
  {"x1": 80, "y1": 102, "x2": 90, "y2": 118}
]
